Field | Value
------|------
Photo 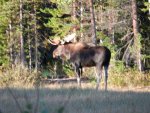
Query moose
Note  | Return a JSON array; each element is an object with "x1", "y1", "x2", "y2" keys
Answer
[{"x1": 49, "y1": 35, "x2": 111, "y2": 90}]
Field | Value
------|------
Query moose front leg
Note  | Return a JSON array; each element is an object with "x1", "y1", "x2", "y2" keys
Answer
[
  {"x1": 76, "y1": 69, "x2": 81, "y2": 87},
  {"x1": 74, "y1": 64, "x2": 81, "y2": 87}
]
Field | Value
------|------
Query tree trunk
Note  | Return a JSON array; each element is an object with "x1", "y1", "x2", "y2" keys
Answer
[
  {"x1": 80, "y1": 0, "x2": 83, "y2": 41},
  {"x1": 108, "y1": 1, "x2": 115, "y2": 44},
  {"x1": 20, "y1": 0, "x2": 25, "y2": 67},
  {"x1": 131, "y1": 0, "x2": 143, "y2": 72},
  {"x1": 33, "y1": 0, "x2": 38, "y2": 71},
  {"x1": 8, "y1": 20, "x2": 13, "y2": 67},
  {"x1": 148, "y1": 0, "x2": 150, "y2": 15},
  {"x1": 72, "y1": 0, "x2": 77, "y2": 42},
  {"x1": 28, "y1": 26, "x2": 32, "y2": 71},
  {"x1": 89, "y1": 0, "x2": 97, "y2": 45}
]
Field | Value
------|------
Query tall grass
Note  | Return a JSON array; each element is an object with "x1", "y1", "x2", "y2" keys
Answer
[
  {"x1": 0, "y1": 64, "x2": 149, "y2": 88},
  {"x1": 82, "y1": 67, "x2": 150, "y2": 88},
  {"x1": 109, "y1": 68, "x2": 150, "y2": 87},
  {"x1": 0, "y1": 65, "x2": 40, "y2": 87}
]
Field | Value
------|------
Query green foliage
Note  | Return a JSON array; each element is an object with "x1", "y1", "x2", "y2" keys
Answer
[
  {"x1": 0, "y1": 2, "x2": 9, "y2": 67},
  {"x1": 63, "y1": 63, "x2": 74, "y2": 77},
  {"x1": 114, "y1": 60, "x2": 125, "y2": 72},
  {"x1": 141, "y1": 2, "x2": 150, "y2": 13},
  {"x1": 137, "y1": 33, "x2": 142, "y2": 49},
  {"x1": 41, "y1": 69, "x2": 52, "y2": 78},
  {"x1": 41, "y1": 0, "x2": 74, "y2": 38},
  {"x1": 0, "y1": 0, "x2": 19, "y2": 67},
  {"x1": 0, "y1": 34, "x2": 8, "y2": 67}
]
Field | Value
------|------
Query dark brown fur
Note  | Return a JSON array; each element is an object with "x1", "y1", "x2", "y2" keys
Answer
[{"x1": 53, "y1": 42, "x2": 111, "y2": 90}]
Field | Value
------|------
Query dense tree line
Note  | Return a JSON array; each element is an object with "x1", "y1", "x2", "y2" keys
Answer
[{"x1": 0, "y1": 0, "x2": 150, "y2": 76}]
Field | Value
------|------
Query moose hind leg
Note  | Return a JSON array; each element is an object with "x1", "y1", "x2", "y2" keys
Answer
[
  {"x1": 96, "y1": 65, "x2": 102, "y2": 90},
  {"x1": 104, "y1": 65, "x2": 108, "y2": 91}
]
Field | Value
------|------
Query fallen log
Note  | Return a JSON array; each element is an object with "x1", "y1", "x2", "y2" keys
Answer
[{"x1": 41, "y1": 77, "x2": 89, "y2": 84}]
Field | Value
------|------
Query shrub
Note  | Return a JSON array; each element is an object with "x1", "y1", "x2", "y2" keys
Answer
[
  {"x1": 0, "y1": 64, "x2": 40, "y2": 87},
  {"x1": 109, "y1": 68, "x2": 150, "y2": 87}
]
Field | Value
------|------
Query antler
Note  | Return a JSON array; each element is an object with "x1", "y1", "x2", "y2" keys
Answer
[
  {"x1": 47, "y1": 33, "x2": 76, "y2": 45},
  {"x1": 63, "y1": 33, "x2": 76, "y2": 42},
  {"x1": 47, "y1": 38, "x2": 61, "y2": 45}
]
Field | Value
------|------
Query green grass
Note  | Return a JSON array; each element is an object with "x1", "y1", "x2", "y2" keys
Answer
[{"x1": 0, "y1": 85, "x2": 150, "y2": 113}]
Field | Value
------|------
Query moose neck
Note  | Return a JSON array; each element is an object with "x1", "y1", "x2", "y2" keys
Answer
[
  {"x1": 60, "y1": 43, "x2": 74, "y2": 60},
  {"x1": 64, "y1": 43, "x2": 75, "y2": 52}
]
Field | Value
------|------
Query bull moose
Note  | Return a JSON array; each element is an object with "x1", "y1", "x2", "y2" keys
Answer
[{"x1": 49, "y1": 35, "x2": 111, "y2": 90}]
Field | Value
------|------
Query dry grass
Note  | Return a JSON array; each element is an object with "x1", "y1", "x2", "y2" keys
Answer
[
  {"x1": 0, "y1": 83, "x2": 150, "y2": 113},
  {"x1": 0, "y1": 65, "x2": 40, "y2": 87}
]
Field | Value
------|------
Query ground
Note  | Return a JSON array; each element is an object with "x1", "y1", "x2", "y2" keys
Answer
[{"x1": 0, "y1": 83, "x2": 150, "y2": 113}]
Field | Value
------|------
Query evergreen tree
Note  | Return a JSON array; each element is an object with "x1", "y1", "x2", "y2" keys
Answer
[
  {"x1": 0, "y1": 0, "x2": 16, "y2": 67},
  {"x1": 0, "y1": 0, "x2": 150, "y2": 71},
  {"x1": 41, "y1": 0, "x2": 74, "y2": 39}
]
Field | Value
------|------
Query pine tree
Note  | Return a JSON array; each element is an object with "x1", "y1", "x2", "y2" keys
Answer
[
  {"x1": 41, "y1": 0, "x2": 74, "y2": 39},
  {"x1": 0, "y1": 0, "x2": 16, "y2": 67}
]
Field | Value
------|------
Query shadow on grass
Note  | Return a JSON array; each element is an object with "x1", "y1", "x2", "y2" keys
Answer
[{"x1": 0, "y1": 86, "x2": 150, "y2": 113}]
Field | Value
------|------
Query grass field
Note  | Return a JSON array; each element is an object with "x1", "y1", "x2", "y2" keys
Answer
[{"x1": 0, "y1": 83, "x2": 150, "y2": 113}]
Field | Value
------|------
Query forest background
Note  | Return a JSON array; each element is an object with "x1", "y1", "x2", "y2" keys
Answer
[{"x1": 0, "y1": 0, "x2": 150, "y2": 87}]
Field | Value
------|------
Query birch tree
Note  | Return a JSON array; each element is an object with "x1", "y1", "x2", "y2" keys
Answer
[
  {"x1": 19, "y1": 0, "x2": 25, "y2": 67},
  {"x1": 33, "y1": 0, "x2": 38, "y2": 71},
  {"x1": 80, "y1": 0, "x2": 83, "y2": 40}
]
